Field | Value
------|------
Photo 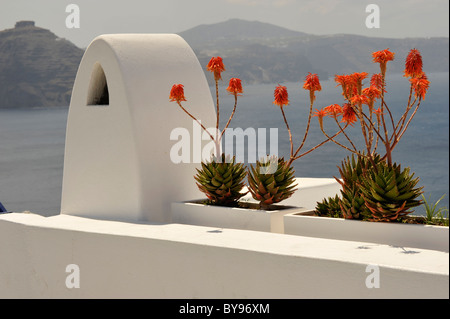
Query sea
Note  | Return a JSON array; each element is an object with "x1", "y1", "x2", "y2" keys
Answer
[{"x1": 0, "y1": 72, "x2": 448, "y2": 217}]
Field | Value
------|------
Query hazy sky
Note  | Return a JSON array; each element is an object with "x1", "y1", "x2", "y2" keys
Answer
[{"x1": 0, "y1": 0, "x2": 448, "y2": 48}]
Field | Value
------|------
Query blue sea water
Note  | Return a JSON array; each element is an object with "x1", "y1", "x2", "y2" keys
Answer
[{"x1": 0, "y1": 72, "x2": 448, "y2": 216}]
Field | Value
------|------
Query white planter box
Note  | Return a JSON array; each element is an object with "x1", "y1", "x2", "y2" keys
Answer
[
  {"x1": 284, "y1": 211, "x2": 449, "y2": 252},
  {"x1": 171, "y1": 200, "x2": 308, "y2": 233}
]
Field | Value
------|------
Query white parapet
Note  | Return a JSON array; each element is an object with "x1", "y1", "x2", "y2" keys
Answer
[
  {"x1": 0, "y1": 212, "x2": 448, "y2": 299},
  {"x1": 61, "y1": 34, "x2": 215, "y2": 223}
]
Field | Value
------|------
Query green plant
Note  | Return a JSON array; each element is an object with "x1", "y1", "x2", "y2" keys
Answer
[
  {"x1": 337, "y1": 153, "x2": 382, "y2": 220},
  {"x1": 422, "y1": 194, "x2": 449, "y2": 226},
  {"x1": 339, "y1": 187, "x2": 368, "y2": 220},
  {"x1": 194, "y1": 153, "x2": 247, "y2": 206},
  {"x1": 359, "y1": 161, "x2": 423, "y2": 222},
  {"x1": 170, "y1": 56, "x2": 247, "y2": 205},
  {"x1": 248, "y1": 74, "x2": 343, "y2": 209},
  {"x1": 248, "y1": 156, "x2": 297, "y2": 210},
  {"x1": 313, "y1": 48, "x2": 430, "y2": 223},
  {"x1": 315, "y1": 195, "x2": 342, "y2": 218}
]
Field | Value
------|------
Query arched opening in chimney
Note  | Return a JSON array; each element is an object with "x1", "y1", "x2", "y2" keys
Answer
[{"x1": 87, "y1": 62, "x2": 109, "y2": 106}]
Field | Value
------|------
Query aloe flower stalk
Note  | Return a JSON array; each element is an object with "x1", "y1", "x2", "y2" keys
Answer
[{"x1": 317, "y1": 48, "x2": 429, "y2": 166}]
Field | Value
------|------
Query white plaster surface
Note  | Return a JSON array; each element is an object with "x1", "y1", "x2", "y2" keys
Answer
[
  {"x1": 1, "y1": 213, "x2": 448, "y2": 298},
  {"x1": 171, "y1": 200, "x2": 304, "y2": 233},
  {"x1": 284, "y1": 213, "x2": 449, "y2": 252}
]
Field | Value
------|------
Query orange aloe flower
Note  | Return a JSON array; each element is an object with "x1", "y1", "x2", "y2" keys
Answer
[
  {"x1": 313, "y1": 108, "x2": 327, "y2": 129},
  {"x1": 410, "y1": 72, "x2": 430, "y2": 100},
  {"x1": 303, "y1": 72, "x2": 322, "y2": 104},
  {"x1": 350, "y1": 94, "x2": 369, "y2": 106},
  {"x1": 273, "y1": 85, "x2": 289, "y2": 107},
  {"x1": 373, "y1": 108, "x2": 383, "y2": 116},
  {"x1": 226, "y1": 78, "x2": 243, "y2": 96},
  {"x1": 206, "y1": 56, "x2": 226, "y2": 81},
  {"x1": 334, "y1": 74, "x2": 351, "y2": 87},
  {"x1": 362, "y1": 86, "x2": 381, "y2": 100},
  {"x1": 362, "y1": 86, "x2": 382, "y2": 112},
  {"x1": 370, "y1": 73, "x2": 384, "y2": 90},
  {"x1": 404, "y1": 48, "x2": 423, "y2": 78},
  {"x1": 372, "y1": 48, "x2": 395, "y2": 64},
  {"x1": 303, "y1": 72, "x2": 322, "y2": 103},
  {"x1": 372, "y1": 49, "x2": 395, "y2": 75},
  {"x1": 350, "y1": 72, "x2": 369, "y2": 94},
  {"x1": 350, "y1": 72, "x2": 368, "y2": 84},
  {"x1": 303, "y1": 72, "x2": 322, "y2": 92},
  {"x1": 341, "y1": 103, "x2": 357, "y2": 126},
  {"x1": 324, "y1": 104, "x2": 343, "y2": 118},
  {"x1": 335, "y1": 74, "x2": 356, "y2": 98},
  {"x1": 169, "y1": 84, "x2": 187, "y2": 103}
]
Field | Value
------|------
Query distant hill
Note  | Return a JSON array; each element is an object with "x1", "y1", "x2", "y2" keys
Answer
[
  {"x1": 179, "y1": 18, "x2": 306, "y2": 46},
  {"x1": 179, "y1": 19, "x2": 449, "y2": 85},
  {"x1": 0, "y1": 21, "x2": 83, "y2": 108},
  {"x1": 0, "y1": 19, "x2": 448, "y2": 108}
]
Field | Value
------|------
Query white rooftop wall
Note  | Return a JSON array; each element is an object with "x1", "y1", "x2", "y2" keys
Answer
[
  {"x1": 1, "y1": 213, "x2": 448, "y2": 298},
  {"x1": 61, "y1": 34, "x2": 215, "y2": 223}
]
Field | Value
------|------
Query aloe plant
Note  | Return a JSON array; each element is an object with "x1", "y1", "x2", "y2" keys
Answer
[
  {"x1": 247, "y1": 156, "x2": 297, "y2": 210},
  {"x1": 422, "y1": 194, "x2": 449, "y2": 226},
  {"x1": 194, "y1": 153, "x2": 247, "y2": 207},
  {"x1": 315, "y1": 195, "x2": 342, "y2": 218},
  {"x1": 359, "y1": 161, "x2": 423, "y2": 222}
]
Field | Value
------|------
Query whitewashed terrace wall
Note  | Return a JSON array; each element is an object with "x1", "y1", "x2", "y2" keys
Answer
[{"x1": 0, "y1": 213, "x2": 448, "y2": 298}]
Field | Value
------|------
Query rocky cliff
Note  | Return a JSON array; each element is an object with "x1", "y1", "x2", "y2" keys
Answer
[{"x1": 0, "y1": 21, "x2": 83, "y2": 108}]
